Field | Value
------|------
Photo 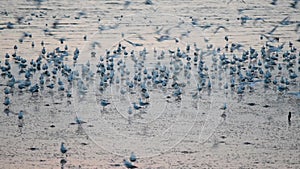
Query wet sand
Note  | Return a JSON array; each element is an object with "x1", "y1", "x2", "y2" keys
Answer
[{"x1": 0, "y1": 0, "x2": 299, "y2": 168}]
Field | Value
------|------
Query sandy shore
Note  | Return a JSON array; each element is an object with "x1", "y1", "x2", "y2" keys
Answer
[{"x1": 0, "y1": 0, "x2": 299, "y2": 168}]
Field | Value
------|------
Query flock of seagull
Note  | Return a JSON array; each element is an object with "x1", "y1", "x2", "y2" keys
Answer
[
  {"x1": 1, "y1": 31, "x2": 299, "y2": 167},
  {"x1": 0, "y1": 0, "x2": 299, "y2": 168}
]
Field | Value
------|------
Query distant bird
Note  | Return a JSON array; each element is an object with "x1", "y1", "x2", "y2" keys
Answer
[
  {"x1": 60, "y1": 158, "x2": 67, "y2": 169},
  {"x1": 46, "y1": 83, "x2": 55, "y2": 89},
  {"x1": 128, "y1": 106, "x2": 133, "y2": 115},
  {"x1": 270, "y1": 0, "x2": 277, "y2": 5},
  {"x1": 29, "y1": 84, "x2": 39, "y2": 95},
  {"x1": 3, "y1": 97, "x2": 10, "y2": 107},
  {"x1": 221, "y1": 111, "x2": 227, "y2": 120},
  {"x1": 60, "y1": 142, "x2": 67, "y2": 155},
  {"x1": 220, "y1": 103, "x2": 227, "y2": 110},
  {"x1": 75, "y1": 116, "x2": 86, "y2": 124},
  {"x1": 58, "y1": 38, "x2": 66, "y2": 44},
  {"x1": 289, "y1": 72, "x2": 298, "y2": 80},
  {"x1": 123, "y1": 159, "x2": 138, "y2": 168},
  {"x1": 290, "y1": 0, "x2": 299, "y2": 8},
  {"x1": 66, "y1": 91, "x2": 72, "y2": 98},
  {"x1": 138, "y1": 98, "x2": 149, "y2": 107},
  {"x1": 18, "y1": 110, "x2": 24, "y2": 120},
  {"x1": 129, "y1": 152, "x2": 137, "y2": 162},
  {"x1": 214, "y1": 26, "x2": 228, "y2": 34},
  {"x1": 100, "y1": 99, "x2": 110, "y2": 110},
  {"x1": 6, "y1": 22, "x2": 14, "y2": 29},
  {"x1": 145, "y1": 0, "x2": 153, "y2": 5},
  {"x1": 155, "y1": 35, "x2": 172, "y2": 42},
  {"x1": 288, "y1": 112, "x2": 291, "y2": 122},
  {"x1": 267, "y1": 25, "x2": 279, "y2": 35},
  {"x1": 124, "y1": 39, "x2": 143, "y2": 47},
  {"x1": 225, "y1": 35, "x2": 229, "y2": 41},
  {"x1": 124, "y1": 0, "x2": 131, "y2": 8},
  {"x1": 133, "y1": 102, "x2": 142, "y2": 111},
  {"x1": 4, "y1": 87, "x2": 11, "y2": 95}
]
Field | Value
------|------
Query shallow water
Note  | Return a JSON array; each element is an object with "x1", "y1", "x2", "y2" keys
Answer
[{"x1": 0, "y1": 0, "x2": 300, "y2": 168}]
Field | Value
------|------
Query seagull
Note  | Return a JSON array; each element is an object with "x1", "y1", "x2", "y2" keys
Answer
[
  {"x1": 225, "y1": 35, "x2": 229, "y2": 42},
  {"x1": 220, "y1": 103, "x2": 227, "y2": 110},
  {"x1": 124, "y1": 0, "x2": 131, "y2": 8},
  {"x1": 60, "y1": 158, "x2": 67, "y2": 169},
  {"x1": 29, "y1": 84, "x2": 39, "y2": 95},
  {"x1": 18, "y1": 110, "x2": 24, "y2": 120},
  {"x1": 214, "y1": 26, "x2": 228, "y2": 34},
  {"x1": 267, "y1": 25, "x2": 279, "y2": 35},
  {"x1": 129, "y1": 152, "x2": 137, "y2": 162},
  {"x1": 133, "y1": 102, "x2": 142, "y2": 111},
  {"x1": 221, "y1": 110, "x2": 227, "y2": 118},
  {"x1": 145, "y1": 0, "x2": 153, "y2": 5},
  {"x1": 124, "y1": 39, "x2": 143, "y2": 47},
  {"x1": 123, "y1": 159, "x2": 138, "y2": 168},
  {"x1": 271, "y1": 0, "x2": 277, "y2": 5},
  {"x1": 75, "y1": 116, "x2": 86, "y2": 124},
  {"x1": 138, "y1": 98, "x2": 149, "y2": 107},
  {"x1": 290, "y1": 0, "x2": 299, "y2": 8},
  {"x1": 100, "y1": 99, "x2": 110, "y2": 110},
  {"x1": 128, "y1": 106, "x2": 133, "y2": 115},
  {"x1": 3, "y1": 96, "x2": 10, "y2": 107},
  {"x1": 280, "y1": 16, "x2": 291, "y2": 25},
  {"x1": 60, "y1": 142, "x2": 67, "y2": 155},
  {"x1": 4, "y1": 87, "x2": 11, "y2": 95}
]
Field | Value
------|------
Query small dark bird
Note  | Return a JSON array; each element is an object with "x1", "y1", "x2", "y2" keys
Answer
[
  {"x1": 225, "y1": 35, "x2": 229, "y2": 42},
  {"x1": 271, "y1": 0, "x2": 277, "y2": 5},
  {"x1": 221, "y1": 112, "x2": 227, "y2": 120},
  {"x1": 60, "y1": 158, "x2": 67, "y2": 168},
  {"x1": 288, "y1": 112, "x2": 291, "y2": 123},
  {"x1": 145, "y1": 0, "x2": 153, "y2": 5}
]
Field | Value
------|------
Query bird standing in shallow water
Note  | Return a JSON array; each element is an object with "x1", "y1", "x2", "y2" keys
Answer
[
  {"x1": 138, "y1": 98, "x2": 149, "y2": 107},
  {"x1": 288, "y1": 112, "x2": 292, "y2": 125},
  {"x1": 60, "y1": 142, "x2": 67, "y2": 156},
  {"x1": 75, "y1": 116, "x2": 86, "y2": 125},
  {"x1": 133, "y1": 102, "x2": 142, "y2": 112},
  {"x1": 129, "y1": 152, "x2": 136, "y2": 162},
  {"x1": 100, "y1": 99, "x2": 110, "y2": 111},
  {"x1": 221, "y1": 103, "x2": 227, "y2": 110},
  {"x1": 123, "y1": 159, "x2": 138, "y2": 168},
  {"x1": 18, "y1": 110, "x2": 24, "y2": 121},
  {"x1": 3, "y1": 96, "x2": 10, "y2": 108}
]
